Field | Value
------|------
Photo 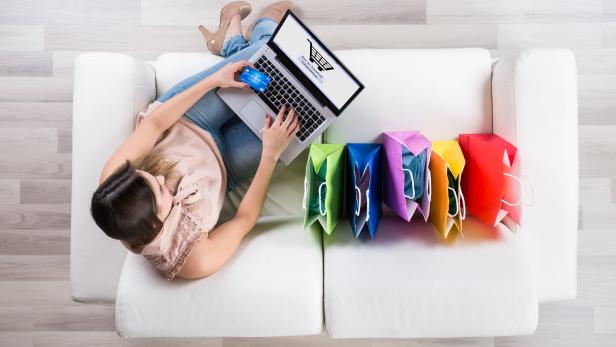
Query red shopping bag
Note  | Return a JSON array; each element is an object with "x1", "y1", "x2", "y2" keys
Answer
[{"x1": 458, "y1": 134, "x2": 522, "y2": 227}]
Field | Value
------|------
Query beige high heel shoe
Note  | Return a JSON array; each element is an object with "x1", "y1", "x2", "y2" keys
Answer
[
  {"x1": 198, "y1": 1, "x2": 252, "y2": 56},
  {"x1": 245, "y1": 1, "x2": 295, "y2": 41}
]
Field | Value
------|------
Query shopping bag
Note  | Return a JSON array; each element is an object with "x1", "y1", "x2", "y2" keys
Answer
[
  {"x1": 383, "y1": 131, "x2": 432, "y2": 222},
  {"x1": 428, "y1": 140, "x2": 466, "y2": 240},
  {"x1": 303, "y1": 144, "x2": 345, "y2": 234},
  {"x1": 458, "y1": 133, "x2": 522, "y2": 227},
  {"x1": 347, "y1": 143, "x2": 383, "y2": 239}
]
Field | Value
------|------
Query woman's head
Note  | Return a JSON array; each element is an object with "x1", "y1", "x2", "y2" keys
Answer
[{"x1": 90, "y1": 155, "x2": 176, "y2": 250}]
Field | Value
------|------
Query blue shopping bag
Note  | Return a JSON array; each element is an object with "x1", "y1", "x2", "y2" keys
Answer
[{"x1": 347, "y1": 143, "x2": 383, "y2": 239}]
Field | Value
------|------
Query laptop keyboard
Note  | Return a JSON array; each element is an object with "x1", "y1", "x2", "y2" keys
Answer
[{"x1": 252, "y1": 56, "x2": 326, "y2": 142}]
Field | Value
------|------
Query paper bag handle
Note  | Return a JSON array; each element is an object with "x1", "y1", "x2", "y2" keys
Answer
[
  {"x1": 447, "y1": 187, "x2": 459, "y2": 217},
  {"x1": 302, "y1": 178, "x2": 308, "y2": 210},
  {"x1": 318, "y1": 182, "x2": 327, "y2": 216},
  {"x1": 402, "y1": 168, "x2": 416, "y2": 200},
  {"x1": 426, "y1": 173, "x2": 432, "y2": 202},
  {"x1": 354, "y1": 185, "x2": 361, "y2": 216},
  {"x1": 501, "y1": 173, "x2": 523, "y2": 207},
  {"x1": 459, "y1": 190, "x2": 466, "y2": 220},
  {"x1": 366, "y1": 189, "x2": 370, "y2": 222},
  {"x1": 501, "y1": 173, "x2": 536, "y2": 207}
]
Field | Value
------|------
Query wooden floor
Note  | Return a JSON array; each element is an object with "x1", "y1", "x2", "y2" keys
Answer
[{"x1": 0, "y1": 0, "x2": 615, "y2": 346}]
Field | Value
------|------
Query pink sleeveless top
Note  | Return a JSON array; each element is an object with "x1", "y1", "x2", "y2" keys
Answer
[{"x1": 129, "y1": 101, "x2": 227, "y2": 279}]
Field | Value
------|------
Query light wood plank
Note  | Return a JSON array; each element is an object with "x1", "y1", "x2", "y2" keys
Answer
[
  {"x1": 0, "y1": 102, "x2": 72, "y2": 128},
  {"x1": 0, "y1": 52, "x2": 52, "y2": 77},
  {"x1": 33, "y1": 305, "x2": 114, "y2": 331},
  {"x1": 0, "y1": 0, "x2": 140, "y2": 26},
  {"x1": 0, "y1": 25, "x2": 44, "y2": 51},
  {"x1": 574, "y1": 49, "x2": 616, "y2": 75},
  {"x1": 0, "y1": 77, "x2": 72, "y2": 102},
  {"x1": 0, "y1": 128, "x2": 57, "y2": 153},
  {"x1": 0, "y1": 255, "x2": 68, "y2": 280},
  {"x1": 0, "y1": 333, "x2": 32, "y2": 347},
  {"x1": 580, "y1": 125, "x2": 616, "y2": 153},
  {"x1": 594, "y1": 306, "x2": 616, "y2": 333},
  {"x1": 0, "y1": 281, "x2": 76, "y2": 306},
  {"x1": 495, "y1": 334, "x2": 616, "y2": 347},
  {"x1": 580, "y1": 229, "x2": 616, "y2": 256},
  {"x1": 141, "y1": 0, "x2": 426, "y2": 26},
  {"x1": 0, "y1": 179, "x2": 20, "y2": 204},
  {"x1": 497, "y1": 23, "x2": 602, "y2": 49},
  {"x1": 0, "y1": 204, "x2": 70, "y2": 230},
  {"x1": 312, "y1": 24, "x2": 497, "y2": 49},
  {"x1": 0, "y1": 229, "x2": 69, "y2": 255},
  {"x1": 20, "y1": 179, "x2": 71, "y2": 204},
  {"x1": 604, "y1": 22, "x2": 616, "y2": 47},
  {"x1": 427, "y1": 0, "x2": 602, "y2": 24},
  {"x1": 368, "y1": 339, "x2": 494, "y2": 347},
  {"x1": 31, "y1": 332, "x2": 222, "y2": 347},
  {"x1": 578, "y1": 75, "x2": 616, "y2": 101},
  {"x1": 580, "y1": 178, "x2": 612, "y2": 206},
  {"x1": 579, "y1": 100, "x2": 616, "y2": 125},
  {"x1": 576, "y1": 256, "x2": 616, "y2": 306},
  {"x1": 605, "y1": 0, "x2": 616, "y2": 21},
  {"x1": 57, "y1": 128, "x2": 71, "y2": 153},
  {"x1": 534, "y1": 303, "x2": 594, "y2": 334},
  {"x1": 0, "y1": 153, "x2": 71, "y2": 179},
  {"x1": 0, "y1": 307, "x2": 34, "y2": 332},
  {"x1": 45, "y1": 25, "x2": 205, "y2": 51}
]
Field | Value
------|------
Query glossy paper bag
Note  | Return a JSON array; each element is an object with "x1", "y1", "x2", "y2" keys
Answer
[
  {"x1": 383, "y1": 131, "x2": 432, "y2": 222},
  {"x1": 428, "y1": 141, "x2": 466, "y2": 240},
  {"x1": 459, "y1": 134, "x2": 521, "y2": 227},
  {"x1": 347, "y1": 143, "x2": 383, "y2": 239},
  {"x1": 303, "y1": 144, "x2": 345, "y2": 234}
]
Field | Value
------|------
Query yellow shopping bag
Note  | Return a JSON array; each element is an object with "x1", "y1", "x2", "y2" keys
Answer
[{"x1": 428, "y1": 141, "x2": 466, "y2": 240}]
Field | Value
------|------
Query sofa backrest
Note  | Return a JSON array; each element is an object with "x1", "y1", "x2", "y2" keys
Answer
[{"x1": 324, "y1": 49, "x2": 493, "y2": 143}]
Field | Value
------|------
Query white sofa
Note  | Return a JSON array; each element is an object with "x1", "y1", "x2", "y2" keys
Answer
[{"x1": 71, "y1": 47, "x2": 578, "y2": 338}]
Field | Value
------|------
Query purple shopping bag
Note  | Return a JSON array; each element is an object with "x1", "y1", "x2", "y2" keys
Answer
[{"x1": 383, "y1": 131, "x2": 432, "y2": 222}]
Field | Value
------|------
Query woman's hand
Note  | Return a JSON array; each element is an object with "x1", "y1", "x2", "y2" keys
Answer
[
  {"x1": 210, "y1": 60, "x2": 253, "y2": 89},
  {"x1": 262, "y1": 105, "x2": 300, "y2": 161}
]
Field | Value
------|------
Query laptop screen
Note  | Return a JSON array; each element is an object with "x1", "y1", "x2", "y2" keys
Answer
[{"x1": 271, "y1": 13, "x2": 362, "y2": 113}]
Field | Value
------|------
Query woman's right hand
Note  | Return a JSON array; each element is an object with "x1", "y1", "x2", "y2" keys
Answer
[{"x1": 262, "y1": 105, "x2": 299, "y2": 161}]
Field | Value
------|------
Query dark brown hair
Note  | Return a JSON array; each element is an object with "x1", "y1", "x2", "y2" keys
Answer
[{"x1": 90, "y1": 153, "x2": 177, "y2": 251}]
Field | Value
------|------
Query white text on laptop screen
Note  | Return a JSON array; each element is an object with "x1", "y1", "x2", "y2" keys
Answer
[{"x1": 272, "y1": 16, "x2": 360, "y2": 110}]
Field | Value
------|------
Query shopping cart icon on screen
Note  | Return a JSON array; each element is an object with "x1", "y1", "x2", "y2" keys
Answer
[{"x1": 307, "y1": 39, "x2": 333, "y2": 72}]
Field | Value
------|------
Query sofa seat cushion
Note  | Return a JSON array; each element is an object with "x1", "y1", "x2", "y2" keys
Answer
[
  {"x1": 324, "y1": 216, "x2": 538, "y2": 338},
  {"x1": 116, "y1": 221, "x2": 323, "y2": 337}
]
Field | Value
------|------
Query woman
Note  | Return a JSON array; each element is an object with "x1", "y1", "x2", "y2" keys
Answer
[{"x1": 91, "y1": 1, "x2": 297, "y2": 280}]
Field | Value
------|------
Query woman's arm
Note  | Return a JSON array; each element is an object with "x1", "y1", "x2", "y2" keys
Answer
[
  {"x1": 98, "y1": 61, "x2": 251, "y2": 184},
  {"x1": 177, "y1": 106, "x2": 299, "y2": 279}
]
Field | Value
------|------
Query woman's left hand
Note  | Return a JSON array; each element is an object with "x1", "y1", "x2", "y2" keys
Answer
[{"x1": 211, "y1": 60, "x2": 254, "y2": 89}]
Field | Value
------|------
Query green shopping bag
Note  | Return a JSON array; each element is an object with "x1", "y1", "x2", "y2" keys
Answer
[{"x1": 303, "y1": 144, "x2": 345, "y2": 234}]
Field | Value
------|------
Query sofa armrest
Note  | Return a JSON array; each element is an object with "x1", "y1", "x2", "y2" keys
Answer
[
  {"x1": 71, "y1": 53, "x2": 156, "y2": 301},
  {"x1": 492, "y1": 48, "x2": 578, "y2": 302}
]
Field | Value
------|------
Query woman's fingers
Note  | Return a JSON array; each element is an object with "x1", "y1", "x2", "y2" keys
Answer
[
  {"x1": 286, "y1": 111, "x2": 298, "y2": 132},
  {"x1": 264, "y1": 113, "x2": 272, "y2": 129},
  {"x1": 282, "y1": 108, "x2": 295, "y2": 128},
  {"x1": 274, "y1": 105, "x2": 286, "y2": 127}
]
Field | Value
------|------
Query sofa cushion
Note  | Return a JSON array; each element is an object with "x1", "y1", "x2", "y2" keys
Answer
[
  {"x1": 325, "y1": 48, "x2": 493, "y2": 143},
  {"x1": 324, "y1": 217, "x2": 538, "y2": 338},
  {"x1": 116, "y1": 221, "x2": 323, "y2": 337}
]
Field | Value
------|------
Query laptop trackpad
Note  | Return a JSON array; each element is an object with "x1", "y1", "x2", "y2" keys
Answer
[{"x1": 240, "y1": 100, "x2": 267, "y2": 134}]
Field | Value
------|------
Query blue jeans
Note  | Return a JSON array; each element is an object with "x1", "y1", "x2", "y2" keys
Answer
[{"x1": 157, "y1": 18, "x2": 277, "y2": 191}]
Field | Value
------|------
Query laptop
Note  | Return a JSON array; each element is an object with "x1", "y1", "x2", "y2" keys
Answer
[{"x1": 217, "y1": 10, "x2": 364, "y2": 165}]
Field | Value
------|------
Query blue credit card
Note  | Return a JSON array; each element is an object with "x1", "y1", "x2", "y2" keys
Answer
[{"x1": 239, "y1": 66, "x2": 272, "y2": 93}]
